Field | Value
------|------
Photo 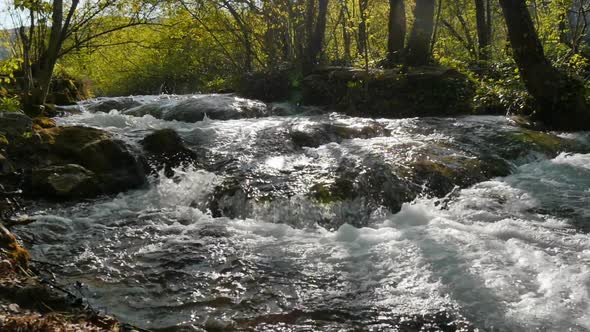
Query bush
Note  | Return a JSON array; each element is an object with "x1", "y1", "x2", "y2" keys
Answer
[{"x1": 0, "y1": 95, "x2": 21, "y2": 113}]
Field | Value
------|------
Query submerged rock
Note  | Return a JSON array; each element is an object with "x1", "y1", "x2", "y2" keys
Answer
[
  {"x1": 207, "y1": 116, "x2": 580, "y2": 228},
  {"x1": 141, "y1": 129, "x2": 197, "y2": 176},
  {"x1": 83, "y1": 97, "x2": 141, "y2": 113},
  {"x1": 125, "y1": 94, "x2": 268, "y2": 122},
  {"x1": 31, "y1": 164, "x2": 100, "y2": 199},
  {"x1": 290, "y1": 120, "x2": 390, "y2": 148}
]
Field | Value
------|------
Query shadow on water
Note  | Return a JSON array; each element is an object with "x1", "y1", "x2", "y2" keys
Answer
[{"x1": 399, "y1": 224, "x2": 516, "y2": 331}]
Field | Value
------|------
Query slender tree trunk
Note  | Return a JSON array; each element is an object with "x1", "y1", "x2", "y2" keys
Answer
[
  {"x1": 358, "y1": 0, "x2": 369, "y2": 55},
  {"x1": 25, "y1": 0, "x2": 63, "y2": 116},
  {"x1": 430, "y1": 0, "x2": 443, "y2": 53},
  {"x1": 475, "y1": 0, "x2": 490, "y2": 60},
  {"x1": 224, "y1": 1, "x2": 253, "y2": 71},
  {"x1": 405, "y1": 0, "x2": 436, "y2": 66},
  {"x1": 342, "y1": 3, "x2": 352, "y2": 64},
  {"x1": 387, "y1": 0, "x2": 406, "y2": 64},
  {"x1": 499, "y1": 0, "x2": 590, "y2": 130},
  {"x1": 485, "y1": 0, "x2": 492, "y2": 45}
]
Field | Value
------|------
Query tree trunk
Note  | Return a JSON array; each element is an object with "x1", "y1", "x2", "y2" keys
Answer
[
  {"x1": 475, "y1": 0, "x2": 490, "y2": 60},
  {"x1": 358, "y1": 0, "x2": 369, "y2": 55},
  {"x1": 430, "y1": 0, "x2": 443, "y2": 54},
  {"x1": 405, "y1": 0, "x2": 436, "y2": 66},
  {"x1": 485, "y1": 0, "x2": 492, "y2": 45},
  {"x1": 342, "y1": 3, "x2": 352, "y2": 64},
  {"x1": 224, "y1": 1, "x2": 253, "y2": 71},
  {"x1": 304, "y1": 0, "x2": 329, "y2": 73},
  {"x1": 23, "y1": 0, "x2": 79, "y2": 117},
  {"x1": 499, "y1": 0, "x2": 590, "y2": 131},
  {"x1": 387, "y1": 0, "x2": 406, "y2": 64}
]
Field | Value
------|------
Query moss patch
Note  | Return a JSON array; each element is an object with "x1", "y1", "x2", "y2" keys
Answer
[
  {"x1": 0, "y1": 231, "x2": 30, "y2": 268},
  {"x1": 511, "y1": 130, "x2": 568, "y2": 153},
  {"x1": 32, "y1": 117, "x2": 57, "y2": 130},
  {"x1": 0, "y1": 134, "x2": 8, "y2": 148}
]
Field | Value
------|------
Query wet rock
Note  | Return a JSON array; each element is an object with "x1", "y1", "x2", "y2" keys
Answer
[
  {"x1": 162, "y1": 95, "x2": 267, "y2": 122},
  {"x1": 44, "y1": 104, "x2": 83, "y2": 117},
  {"x1": 290, "y1": 121, "x2": 390, "y2": 148},
  {"x1": 14, "y1": 126, "x2": 148, "y2": 197},
  {"x1": 0, "y1": 113, "x2": 33, "y2": 141},
  {"x1": 0, "y1": 228, "x2": 29, "y2": 267},
  {"x1": 7, "y1": 304, "x2": 19, "y2": 313},
  {"x1": 125, "y1": 94, "x2": 268, "y2": 123},
  {"x1": 269, "y1": 103, "x2": 325, "y2": 116},
  {"x1": 31, "y1": 164, "x2": 100, "y2": 199},
  {"x1": 0, "y1": 153, "x2": 12, "y2": 174},
  {"x1": 0, "y1": 134, "x2": 8, "y2": 148},
  {"x1": 39, "y1": 126, "x2": 145, "y2": 194},
  {"x1": 83, "y1": 97, "x2": 141, "y2": 113},
  {"x1": 141, "y1": 129, "x2": 197, "y2": 176}
]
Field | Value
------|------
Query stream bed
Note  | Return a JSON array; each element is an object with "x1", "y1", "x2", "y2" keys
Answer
[{"x1": 17, "y1": 94, "x2": 590, "y2": 331}]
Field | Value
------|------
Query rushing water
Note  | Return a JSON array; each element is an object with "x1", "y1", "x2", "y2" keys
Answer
[{"x1": 18, "y1": 95, "x2": 590, "y2": 331}]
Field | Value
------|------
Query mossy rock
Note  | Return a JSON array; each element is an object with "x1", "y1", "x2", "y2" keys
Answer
[
  {"x1": 86, "y1": 97, "x2": 142, "y2": 113},
  {"x1": 27, "y1": 126, "x2": 146, "y2": 197},
  {"x1": 0, "y1": 134, "x2": 8, "y2": 148},
  {"x1": 0, "y1": 152, "x2": 13, "y2": 174},
  {"x1": 32, "y1": 117, "x2": 57, "y2": 130},
  {"x1": 31, "y1": 164, "x2": 101, "y2": 200},
  {"x1": 0, "y1": 112, "x2": 33, "y2": 141},
  {"x1": 309, "y1": 182, "x2": 353, "y2": 204},
  {"x1": 140, "y1": 129, "x2": 197, "y2": 176},
  {"x1": 512, "y1": 130, "x2": 566, "y2": 152},
  {"x1": 0, "y1": 229, "x2": 29, "y2": 268},
  {"x1": 497, "y1": 129, "x2": 576, "y2": 161}
]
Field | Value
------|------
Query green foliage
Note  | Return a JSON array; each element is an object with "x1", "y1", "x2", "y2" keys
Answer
[
  {"x1": 0, "y1": 58, "x2": 22, "y2": 112},
  {"x1": 0, "y1": 95, "x2": 22, "y2": 113},
  {"x1": 0, "y1": 0, "x2": 580, "y2": 118},
  {"x1": 472, "y1": 61, "x2": 534, "y2": 115}
]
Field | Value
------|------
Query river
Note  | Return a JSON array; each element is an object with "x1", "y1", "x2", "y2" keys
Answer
[{"x1": 18, "y1": 94, "x2": 590, "y2": 331}]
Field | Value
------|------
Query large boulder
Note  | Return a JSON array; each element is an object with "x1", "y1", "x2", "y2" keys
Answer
[
  {"x1": 31, "y1": 164, "x2": 100, "y2": 200},
  {"x1": 140, "y1": 129, "x2": 197, "y2": 176},
  {"x1": 125, "y1": 94, "x2": 268, "y2": 122},
  {"x1": 0, "y1": 152, "x2": 12, "y2": 174},
  {"x1": 25, "y1": 126, "x2": 146, "y2": 196},
  {"x1": 289, "y1": 121, "x2": 390, "y2": 148},
  {"x1": 83, "y1": 97, "x2": 142, "y2": 113},
  {"x1": 0, "y1": 113, "x2": 33, "y2": 141}
]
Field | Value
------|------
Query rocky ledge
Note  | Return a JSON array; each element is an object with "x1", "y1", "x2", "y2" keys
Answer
[
  {"x1": 0, "y1": 112, "x2": 146, "y2": 201},
  {"x1": 301, "y1": 66, "x2": 475, "y2": 118}
]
